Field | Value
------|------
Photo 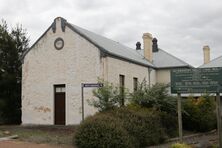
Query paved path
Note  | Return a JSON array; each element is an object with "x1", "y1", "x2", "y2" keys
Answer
[{"x1": 0, "y1": 140, "x2": 73, "y2": 148}]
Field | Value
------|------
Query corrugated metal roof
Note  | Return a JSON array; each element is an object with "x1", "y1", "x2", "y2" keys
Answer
[
  {"x1": 68, "y1": 23, "x2": 154, "y2": 68},
  {"x1": 153, "y1": 49, "x2": 191, "y2": 68},
  {"x1": 199, "y1": 55, "x2": 222, "y2": 68},
  {"x1": 23, "y1": 17, "x2": 191, "y2": 69},
  {"x1": 136, "y1": 49, "x2": 191, "y2": 68}
]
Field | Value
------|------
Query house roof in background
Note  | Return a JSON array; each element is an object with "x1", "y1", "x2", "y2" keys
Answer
[
  {"x1": 199, "y1": 55, "x2": 222, "y2": 68},
  {"x1": 136, "y1": 49, "x2": 192, "y2": 68}
]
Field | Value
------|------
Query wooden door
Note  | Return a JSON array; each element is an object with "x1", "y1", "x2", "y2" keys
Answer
[{"x1": 54, "y1": 85, "x2": 65, "y2": 125}]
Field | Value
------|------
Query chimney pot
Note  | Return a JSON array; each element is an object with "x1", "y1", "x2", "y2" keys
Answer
[
  {"x1": 152, "y1": 38, "x2": 158, "y2": 52},
  {"x1": 136, "y1": 42, "x2": 141, "y2": 50}
]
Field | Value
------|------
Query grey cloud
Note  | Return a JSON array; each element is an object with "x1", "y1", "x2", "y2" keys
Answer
[{"x1": 1, "y1": 0, "x2": 222, "y2": 67}]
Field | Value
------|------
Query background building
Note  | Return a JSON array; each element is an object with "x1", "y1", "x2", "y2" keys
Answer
[{"x1": 199, "y1": 45, "x2": 222, "y2": 68}]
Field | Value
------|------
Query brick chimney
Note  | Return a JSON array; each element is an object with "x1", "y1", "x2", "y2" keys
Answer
[
  {"x1": 203, "y1": 45, "x2": 210, "y2": 64},
  {"x1": 143, "y1": 33, "x2": 153, "y2": 62}
]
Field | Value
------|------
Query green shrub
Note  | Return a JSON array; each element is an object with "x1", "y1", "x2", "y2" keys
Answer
[
  {"x1": 159, "y1": 111, "x2": 178, "y2": 138},
  {"x1": 183, "y1": 95, "x2": 216, "y2": 132},
  {"x1": 130, "y1": 81, "x2": 177, "y2": 115},
  {"x1": 75, "y1": 114, "x2": 135, "y2": 148},
  {"x1": 75, "y1": 106, "x2": 176, "y2": 148},
  {"x1": 88, "y1": 79, "x2": 128, "y2": 112},
  {"x1": 170, "y1": 143, "x2": 191, "y2": 148},
  {"x1": 106, "y1": 107, "x2": 166, "y2": 147},
  {"x1": 128, "y1": 102, "x2": 178, "y2": 138}
]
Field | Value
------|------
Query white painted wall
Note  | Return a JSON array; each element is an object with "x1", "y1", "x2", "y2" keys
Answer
[
  {"x1": 156, "y1": 69, "x2": 171, "y2": 84},
  {"x1": 22, "y1": 18, "x2": 101, "y2": 125},
  {"x1": 105, "y1": 57, "x2": 150, "y2": 92},
  {"x1": 150, "y1": 68, "x2": 157, "y2": 85}
]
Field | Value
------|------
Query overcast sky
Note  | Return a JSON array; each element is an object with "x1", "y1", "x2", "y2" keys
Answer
[{"x1": 1, "y1": 0, "x2": 222, "y2": 67}]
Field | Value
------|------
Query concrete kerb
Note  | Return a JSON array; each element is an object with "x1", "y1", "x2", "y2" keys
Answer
[{"x1": 0, "y1": 135, "x2": 18, "y2": 142}]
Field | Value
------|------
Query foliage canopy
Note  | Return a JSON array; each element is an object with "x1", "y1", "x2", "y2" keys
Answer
[{"x1": 0, "y1": 19, "x2": 29, "y2": 124}]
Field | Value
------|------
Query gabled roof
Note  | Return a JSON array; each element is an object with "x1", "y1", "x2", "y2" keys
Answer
[
  {"x1": 67, "y1": 23, "x2": 154, "y2": 68},
  {"x1": 23, "y1": 17, "x2": 192, "y2": 69},
  {"x1": 136, "y1": 49, "x2": 192, "y2": 69},
  {"x1": 199, "y1": 55, "x2": 222, "y2": 68}
]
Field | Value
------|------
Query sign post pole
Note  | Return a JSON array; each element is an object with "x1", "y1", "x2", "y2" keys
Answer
[
  {"x1": 81, "y1": 84, "x2": 84, "y2": 121},
  {"x1": 217, "y1": 92, "x2": 222, "y2": 147},
  {"x1": 177, "y1": 93, "x2": 183, "y2": 142},
  {"x1": 81, "y1": 83, "x2": 103, "y2": 122}
]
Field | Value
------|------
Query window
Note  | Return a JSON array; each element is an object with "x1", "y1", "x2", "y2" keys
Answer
[
  {"x1": 119, "y1": 75, "x2": 125, "y2": 88},
  {"x1": 55, "y1": 85, "x2": 66, "y2": 93},
  {"x1": 119, "y1": 75, "x2": 125, "y2": 106},
  {"x1": 133, "y1": 77, "x2": 138, "y2": 91}
]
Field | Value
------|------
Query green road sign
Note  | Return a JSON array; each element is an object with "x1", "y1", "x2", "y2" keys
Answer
[{"x1": 171, "y1": 67, "x2": 222, "y2": 93}]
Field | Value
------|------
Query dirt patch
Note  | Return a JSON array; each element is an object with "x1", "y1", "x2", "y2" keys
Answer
[
  {"x1": 0, "y1": 125, "x2": 78, "y2": 146},
  {"x1": 0, "y1": 140, "x2": 73, "y2": 148}
]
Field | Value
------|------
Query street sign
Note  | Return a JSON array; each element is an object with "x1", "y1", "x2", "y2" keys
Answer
[
  {"x1": 82, "y1": 83, "x2": 103, "y2": 88},
  {"x1": 81, "y1": 83, "x2": 104, "y2": 122},
  {"x1": 171, "y1": 67, "x2": 222, "y2": 94}
]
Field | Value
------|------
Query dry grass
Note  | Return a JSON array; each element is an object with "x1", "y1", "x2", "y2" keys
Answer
[{"x1": 0, "y1": 125, "x2": 78, "y2": 146}]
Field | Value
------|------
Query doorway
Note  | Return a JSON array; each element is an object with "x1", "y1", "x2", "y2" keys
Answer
[{"x1": 54, "y1": 84, "x2": 66, "y2": 125}]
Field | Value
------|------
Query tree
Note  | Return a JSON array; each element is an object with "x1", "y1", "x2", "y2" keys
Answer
[{"x1": 0, "y1": 19, "x2": 29, "y2": 124}]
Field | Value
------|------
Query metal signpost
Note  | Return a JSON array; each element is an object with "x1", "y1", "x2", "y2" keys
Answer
[
  {"x1": 81, "y1": 83, "x2": 103, "y2": 121},
  {"x1": 171, "y1": 67, "x2": 222, "y2": 144}
]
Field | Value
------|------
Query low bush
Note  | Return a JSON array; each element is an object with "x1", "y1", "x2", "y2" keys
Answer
[
  {"x1": 75, "y1": 107, "x2": 167, "y2": 148},
  {"x1": 183, "y1": 95, "x2": 216, "y2": 132},
  {"x1": 75, "y1": 114, "x2": 135, "y2": 148},
  {"x1": 170, "y1": 143, "x2": 191, "y2": 148},
  {"x1": 106, "y1": 107, "x2": 166, "y2": 147},
  {"x1": 128, "y1": 103, "x2": 178, "y2": 138},
  {"x1": 89, "y1": 79, "x2": 128, "y2": 112},
  {"x1": 159, "y1": 111, "x2": 178, "y2": 138},
  {"x1": 130, "y1": 81, "x2": 177, "y2": 115}
]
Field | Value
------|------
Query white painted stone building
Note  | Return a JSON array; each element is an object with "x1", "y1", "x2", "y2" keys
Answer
[{"x1": 22, "y1": 17, "x2": 191, "y2": 125}]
